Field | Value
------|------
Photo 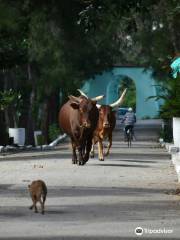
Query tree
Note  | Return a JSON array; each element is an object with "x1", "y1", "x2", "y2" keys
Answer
[{"x1": 1, "y1": 0, "x2": 180, "y2": 145}]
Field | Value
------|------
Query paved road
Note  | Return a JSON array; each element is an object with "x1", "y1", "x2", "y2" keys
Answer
[
  {"x1": 0, "y1": 139, "x2": 180, "y2": 239},
  {"x1": 115, "y1": 119, "x2": 163, "y2": 141}
]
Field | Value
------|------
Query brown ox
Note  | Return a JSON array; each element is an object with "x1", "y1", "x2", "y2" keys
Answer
[
  {"x1": 89, "y1": 89, "x2": 127, "y2": 161},
  {"x1": 58, "y1": 94, "x2": 102, "y2": 165}
]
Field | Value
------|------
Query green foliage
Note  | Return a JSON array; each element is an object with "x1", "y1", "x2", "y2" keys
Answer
[
  {"x1": 0, "y1": 89, "x2": 22, "y2": 111},
  {"x1": 0, "y1": 89, "x2": 23, "y2": 127},
  {"x1": 159, "y1": 119, "x2": 173, "y2": 142},
  {"x1": 48, "y1": 123, "x2": 60, "y2": 142},
  {"x1": 36, "y1": 134, "x2": 45, "y2": 146},
  {"x1": 149, "y1": 75, "x2": 180, "y2": 119},
  {"x1": 160, "y1": 76, "x2": 180, "y2": 118},
  {"x1": 0, "y1": 0, "x2": 28, "y2": 69},
  {"x1": 0, "y1": 0, "x2": 180, "y2": 143},
  {"x1": 119, "y1": 77, "x2": 136, "y2": 110}
]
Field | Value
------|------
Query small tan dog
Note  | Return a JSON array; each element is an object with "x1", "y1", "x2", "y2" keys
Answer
[{"x1": 28, "y1": 180, "x2": 47, "y2": 214}]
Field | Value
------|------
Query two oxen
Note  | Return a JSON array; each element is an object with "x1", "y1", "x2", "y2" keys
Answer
[{"x1": 58, "y1": 89, "x2": 126, "y2": 165}]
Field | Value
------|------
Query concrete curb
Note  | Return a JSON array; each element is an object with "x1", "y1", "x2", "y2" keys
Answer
[
  {"x1": 172, "y1": 152, "x2": 180, "y2": 182},
  {"x1": 0, "y1": 134, "x2": 68, "y2": 157},
  {"x1": 165, "y1": 142, "x2": 180, "y2": 182}
]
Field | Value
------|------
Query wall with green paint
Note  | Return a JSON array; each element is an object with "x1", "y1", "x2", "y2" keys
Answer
[{"x1": 82, "y1": 67, "x2": 162, "y2": 119}]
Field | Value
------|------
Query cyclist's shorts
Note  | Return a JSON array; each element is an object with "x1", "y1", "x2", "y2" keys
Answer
[{"x1": 125, "y1": 125, "x2": 133, "y2": 132}]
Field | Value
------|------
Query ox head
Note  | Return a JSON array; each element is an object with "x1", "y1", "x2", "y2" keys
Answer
[
  {"x1": 97, "y1": 89, "x2": 127, "y2": 128},
  {"x1": 68, "y1": 95, "x2": 97, "y2": 129},
  {"x1": 99, "y1": 105, "x2": 114, "y2": 128}
]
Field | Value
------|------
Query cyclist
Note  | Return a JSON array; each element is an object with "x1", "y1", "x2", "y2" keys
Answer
[{"x1": 122, "y1": 107, "x2": 136, "y2": 141}]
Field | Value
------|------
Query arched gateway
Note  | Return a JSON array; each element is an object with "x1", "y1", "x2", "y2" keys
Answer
[{"x1": 82, "y1": 66, "x2": 162, "y2": 119}]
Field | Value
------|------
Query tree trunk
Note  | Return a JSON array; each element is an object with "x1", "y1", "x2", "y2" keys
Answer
[
  {"x1": 26, "y1": 63, "x2": 35, "y2": 145},
  {"x1": 49, "y1": 90, "x2": 60, "y2": 125},
  {"x1": 3, "y1": 69, "x2": 11, "y2": 129},
  {"x1": 41, "y1": 99, "x2": 50, "y2": 144}
]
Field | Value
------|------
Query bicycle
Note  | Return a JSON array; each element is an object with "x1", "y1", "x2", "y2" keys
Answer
[{"x1": 125, "y1": 127, "x2": 133, "y2": 148}]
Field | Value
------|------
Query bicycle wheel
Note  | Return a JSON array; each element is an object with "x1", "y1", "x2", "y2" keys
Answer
[{"x1": 127, "y1": 129, "x2": 132, "y2": 148}]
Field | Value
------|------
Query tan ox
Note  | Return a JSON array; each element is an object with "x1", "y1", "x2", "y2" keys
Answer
[
  {"x1": 90, "y1": 105, "x2": 116, "y2": 160},
  {"x1": 91, "y1": 89, "x2": 127, "y2": 161}
]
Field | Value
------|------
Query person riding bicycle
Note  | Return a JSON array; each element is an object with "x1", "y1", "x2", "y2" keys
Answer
[{"x1": 122, "y1": 107, "x2": 136, "y2": 141}]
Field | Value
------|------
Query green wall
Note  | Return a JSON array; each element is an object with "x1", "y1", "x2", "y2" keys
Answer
[{"x1": 82, "y1": 67, "x2": 162, "y2": 119}]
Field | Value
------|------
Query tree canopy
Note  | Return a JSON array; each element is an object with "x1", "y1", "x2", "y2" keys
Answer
[{"x1": 0, "y1": 0, "x2": 180, "y2": 144}]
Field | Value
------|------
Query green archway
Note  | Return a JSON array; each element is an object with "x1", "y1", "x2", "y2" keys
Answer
[{"x1": 82, "y1": 67, "x2": 161, "y2": 119}]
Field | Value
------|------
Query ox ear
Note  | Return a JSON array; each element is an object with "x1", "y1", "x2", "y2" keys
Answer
[
  {"x1": 68, "y1": 95, "x2": 80, "y2": 109},
  {"x1": 68, "y1": 95, "x2": 80, "y2": 103},
  {"x1": 70, "y1": 102, "x2": 79, "y2": 109}
]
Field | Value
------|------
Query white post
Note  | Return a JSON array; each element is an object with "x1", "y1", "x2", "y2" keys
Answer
[{"x1": 173, "y1": 117, "x2": 180, "y2": 147}]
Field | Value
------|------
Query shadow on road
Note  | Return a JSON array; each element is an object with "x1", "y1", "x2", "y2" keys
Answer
[
  {"x1": 120, "y1": 159, "x2": 156, "y2": 163},
  {"x1": 91, "y1": 163, "x2": 150, "y2": 168},
  {"x1": 0, "y1": 184, "x2": 177, "y2": 197}
]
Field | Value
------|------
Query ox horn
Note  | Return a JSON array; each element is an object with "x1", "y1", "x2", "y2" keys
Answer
[
  {"x1": 91, "y1": 95, "x2": 105, "y2": 101},
  {"x1": 96, "y1": 104, "x2": 101, "y2": 109},
  {"x1": 68, "y1": 95, "x2": 81, "y2": 103},
  {"x1": 110, "y1": 88, "x2": 127, "y2": 108},
  {"x1": 77, "y1": 89, "x2": 88, "y2": 99},
  {"x1": 77, "y1": 89, "x2": 105, "y2": 101}
]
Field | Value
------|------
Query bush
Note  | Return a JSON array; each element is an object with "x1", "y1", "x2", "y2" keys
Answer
[
  {"x1": 160, "y1": 76, "x2": 180, "y2": 119},
  {"x1": 36, "y1": 134, "x2": 45, "y2": 146},
  {"x1": 160, "y1": 119, "x2": 173, "y2": 142},
  {"x1": 48, "y1": 123, "x2": 60, "y2": 142},
  {"x1": 157, "y1": 75, "x2": 179, "y2": 143}
]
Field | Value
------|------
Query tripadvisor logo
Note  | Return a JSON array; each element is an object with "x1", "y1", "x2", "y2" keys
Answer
[
  {"x1": 135, "y1": 227, "x2": 143, "y2": 236},
  {"x1": 135, "y1": 227, "x2": 173, "y2": 236}
]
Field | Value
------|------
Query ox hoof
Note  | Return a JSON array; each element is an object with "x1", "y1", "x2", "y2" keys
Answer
[
  {"x1": 84, "y1": 155, "x2": 89, "y2": 162},
  {"x1": 99, "y1": 158, "x2": 104, "y2": 161},
  {"x1": 90, "y1": 154, "x2": 94, "y2": 158},
  {"x1": 77, "y1": 161, "x2": 84, "y2": 166}
]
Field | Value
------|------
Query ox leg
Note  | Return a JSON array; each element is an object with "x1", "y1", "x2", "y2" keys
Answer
[
  {"x1": 77, "y1": 147, "x2": 84, "y2": 165},
  {"x1": 82, "y1": 141, "x2": 86, "y2": 159},
  {"x1": 105, "y1": 133, "x2": 112, "y2": 156},
  {"x1": 71, "y1": 139, "x2": 77, "y2": 164},
  {"x1": 84, "y1": 137, "x2": 92, "y2": 163},
  {"x1": 98, "y1": 140, "x2": 104, "y2": 161},
  {"x1": 90, "y1": 139, "x2": 95, "y2": 158},
  {"x1": 90, "y1": 144, "x2": 94, "y2": 158}
]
